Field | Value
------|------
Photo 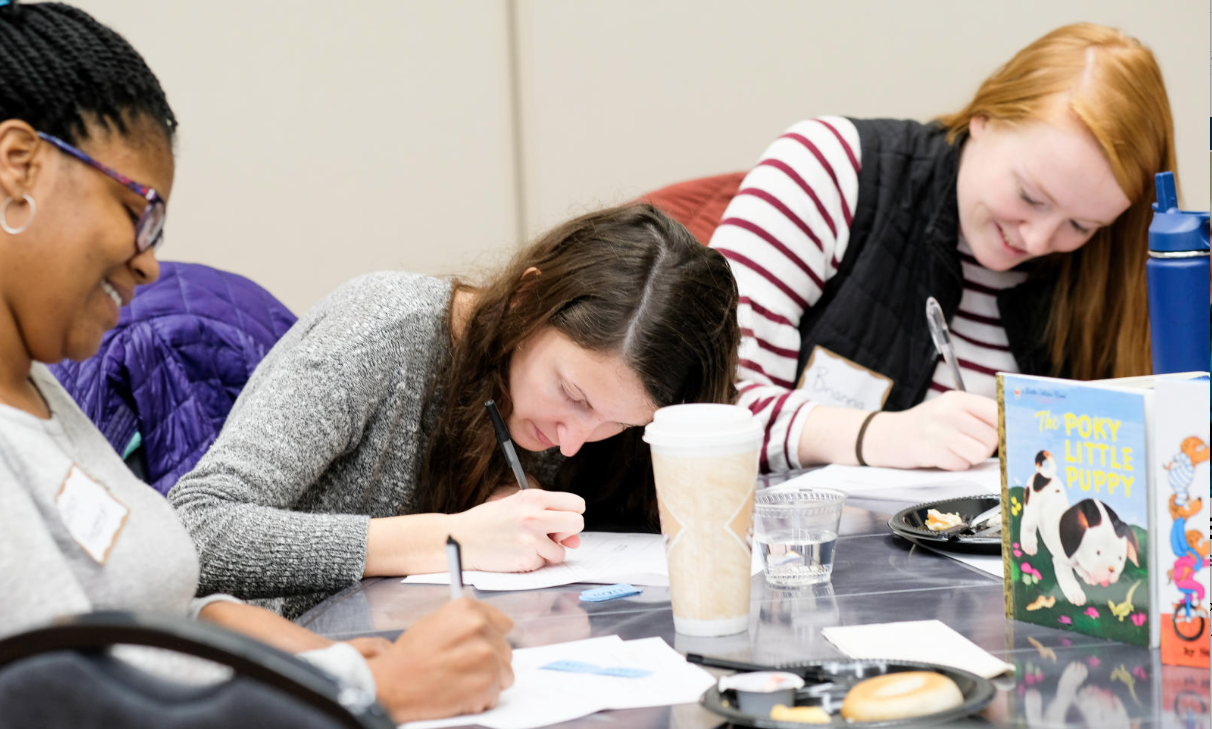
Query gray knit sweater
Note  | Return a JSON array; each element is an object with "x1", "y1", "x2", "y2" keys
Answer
[{"x1": 168, "y1": 272, "x2": 452, "y2": 618}]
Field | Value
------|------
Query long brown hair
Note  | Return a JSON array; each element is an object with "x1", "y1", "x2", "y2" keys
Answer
[
  {"x1": 938, "y1": 23, "x2": 1176, "y2": 379},
  {"x1": 415, "y1": 203, "x2": 739, "y2": 529}
]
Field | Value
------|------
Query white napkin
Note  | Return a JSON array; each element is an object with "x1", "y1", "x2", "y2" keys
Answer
[{"x1": 822, "y1": 620, "x2": 1013, "y2": 679}]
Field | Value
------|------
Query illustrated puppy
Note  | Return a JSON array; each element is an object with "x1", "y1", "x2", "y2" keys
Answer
[
  {"x1": 1020, "y1": 450, "x2": 1140, "y2": 605},
  {"x1": 1019, "y1": 451, "x2": 1064, "y2": 557},
  {"x1": 1051, "y1": 499, "x2": 1140, "y2": 605}
]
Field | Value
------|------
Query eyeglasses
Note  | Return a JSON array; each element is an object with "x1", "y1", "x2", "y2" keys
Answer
[{"x1": 37, "y1": 132, "x2": 166, "y2": 253}]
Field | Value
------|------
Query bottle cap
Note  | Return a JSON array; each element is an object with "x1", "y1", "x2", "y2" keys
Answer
[{"x1": 1149, "y1": 172, "x2": 1210, "y2": 253}]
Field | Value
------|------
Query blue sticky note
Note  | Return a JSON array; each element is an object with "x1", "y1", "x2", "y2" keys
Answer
[
  {"x1": 596, "y1": 666, "x2": 653, "y2": 678},
  {"x1": 541, "y1": 660, "x2": 603, "y2": 674},
  {"x1": 540, "y1": 660, "x2": 652, "y2": 679},
  {"x1": 579, "y1": 583, "x2": 642, "y2": 602}
]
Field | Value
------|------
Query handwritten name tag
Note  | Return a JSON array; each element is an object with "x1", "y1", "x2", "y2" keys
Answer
[
  {"x1": 797, "y1": 345, "x2": 892, "y2": 411},
  {"x1": 55, "y1": 465, "x2": 130, "y2": 565}
]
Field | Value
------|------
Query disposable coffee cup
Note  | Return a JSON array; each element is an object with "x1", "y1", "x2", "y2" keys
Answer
[{"x1": 643, "y1": 404, "x2": 762, "y2": 636}]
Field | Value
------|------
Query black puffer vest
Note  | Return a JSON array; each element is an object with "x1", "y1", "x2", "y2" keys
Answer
[{"x1": 795, "y1": 118, "x2": 1057, "y2": 411}]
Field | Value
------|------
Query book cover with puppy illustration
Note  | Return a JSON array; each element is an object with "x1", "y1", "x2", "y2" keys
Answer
[
  {"x1": 1150, "y1": 378, "x2": 1210, "y2": 667},
  {"x1": 999, "y1": 373, "x2": 1153, "y2": 647}
]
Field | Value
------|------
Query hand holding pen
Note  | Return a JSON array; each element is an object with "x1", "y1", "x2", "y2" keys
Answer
[
  {"x1": 378, "y1": 544, "x2": 516, "y2": 722},
  {"x1": 838, "y1": 296, "x2": 998, "y2": 471},
  {"x1": 435, "y1": 402, "x2": 587, "y2": 573},
  {"x1": 839, "y1": 296, "x2": 993, "y2": 470},
  {"x1": 485, "y1": 399, "x2": 582, "y2": 548}
]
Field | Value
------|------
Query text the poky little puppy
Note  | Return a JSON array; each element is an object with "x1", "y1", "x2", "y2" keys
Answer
[{"x1": 1020, "y1": 451, "x2": 1140, "y2": 605}]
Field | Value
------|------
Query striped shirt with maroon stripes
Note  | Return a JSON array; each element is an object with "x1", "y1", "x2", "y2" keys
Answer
[{"x1": 709, "y1": 117, "x2": 1024, "y2": 474}]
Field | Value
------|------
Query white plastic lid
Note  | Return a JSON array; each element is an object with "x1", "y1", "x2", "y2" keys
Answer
[
  {"x1": 642, "y1": 403, "x2": 762, "y2": 449},
  {"x1": 718, "y1": 671, "x2": 806, "y2": 693}
]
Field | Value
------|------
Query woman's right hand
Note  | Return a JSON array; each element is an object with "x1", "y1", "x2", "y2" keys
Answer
[
  {"x1": 450, "y1": 488, "x2": 586, "y2": 572},
  {"x1": 368, "y1": 597, "x2": 514, "y2": 723},
  {"x1": 864, "y1": 391, "x2": 999, "y2": 471}
]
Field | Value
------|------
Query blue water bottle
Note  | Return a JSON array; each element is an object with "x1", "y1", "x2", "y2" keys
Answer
[{"x1": 1146, "y1": 172, "x2": 1210, "y2": 374}]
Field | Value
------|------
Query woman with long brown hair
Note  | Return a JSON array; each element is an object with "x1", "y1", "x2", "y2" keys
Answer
[
  {"x1": 169, "y1": 203, "x2": 739, "y2": 618},
  {"x1": 709, "y1": 23, "x2": 1175, "y2": 474}
]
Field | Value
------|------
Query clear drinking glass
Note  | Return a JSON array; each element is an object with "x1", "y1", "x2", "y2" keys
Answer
[{"x1": 753, "y1": 487, "x2": 846, "y2": 586}]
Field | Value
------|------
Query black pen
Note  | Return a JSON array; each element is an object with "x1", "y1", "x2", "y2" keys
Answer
[
  {"x1": 485, "y1": 399, "x2": 529, "y2": 490},
  {"x1": 446, "y1": 535, "x2": 465, "y2": 600},
  {"x1": 685, "y1": 653, "x2": 831, "y2": 682}
]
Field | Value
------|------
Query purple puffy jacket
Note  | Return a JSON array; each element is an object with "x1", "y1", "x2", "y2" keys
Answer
[{"x1": 50, "y1": 262, "x2": 296, "y2": 495}]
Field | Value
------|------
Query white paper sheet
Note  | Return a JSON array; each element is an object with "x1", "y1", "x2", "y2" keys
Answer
[
  {"x1": 822, "y1": 619, "x2": 1014, "y2": 679},
  {"x1": 401, "y1": 635, "x2": 715, "y2": 729},
  {"x1": 402, "y1": 532, "x2": 762, "y2": 591},
  {"x1": 768, "y1": 458, "x2": 1002, "y2": 496},
  {"x1": 923, "y1": 546, "x2": 1005, "y2": 579}
]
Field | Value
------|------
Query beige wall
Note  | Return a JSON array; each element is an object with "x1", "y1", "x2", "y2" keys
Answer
[
  {"x1": 72, "y1": 1, "x2": 1208, "y2": 314},
  {"x1": 515, "y1": 0, "x2": 1209, "y2": 236},
  {"x1": 73, "y1": 0, "x2": 520, "y2": 314}
]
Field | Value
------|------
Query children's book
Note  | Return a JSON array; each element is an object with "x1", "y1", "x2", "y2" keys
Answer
[
  {"x1": 998, "y1": 372, "x2": 1209, "y2": 654},
  {"x1": 1151, "y1": 378, "x2": 1210, "y2": 667}
]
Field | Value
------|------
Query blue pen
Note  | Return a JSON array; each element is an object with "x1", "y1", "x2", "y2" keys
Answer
[{"x1": 925, "y1": 296, "x2": 966, "y2": 392}]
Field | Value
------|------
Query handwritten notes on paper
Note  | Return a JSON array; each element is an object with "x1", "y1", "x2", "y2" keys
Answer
[{"x1": 402, "y1": 532, "x2": 762, "y2": 591}]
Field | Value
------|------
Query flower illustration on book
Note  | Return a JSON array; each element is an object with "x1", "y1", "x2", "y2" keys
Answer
[
  {"x1": 1020, "y1": 562, "x2": 1042, "y2": 585},
  {"x1": 1058, "y1": 615, "x2": 1072, "y2": 625},
  {"x1": 1012, "y1": 541, "x2": 1022, "y2": 558},
  {"x1": 1132, "y1": 666, "x2": 1148, "y2": 680},
  {"x1": 1084, "y1": 607, "x2": 1100, "y2": 619},
  {"x1": 1129, "y1": 613, "x2": 1147, "y2": 627},
  {"x1": 1010, "y1": 496, "x2": 1022, "y2": 516},
  {"x1": 1087, "y1": 657, "x2": 1100, "y2": 668}
]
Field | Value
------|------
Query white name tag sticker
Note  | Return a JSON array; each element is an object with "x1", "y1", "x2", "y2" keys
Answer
[
  {"x1": 55, "y1": 466, "x2": 130, "y2": 565},
  {"x1": 797, "y1": 345, "x2": 893, "y2": 411}
]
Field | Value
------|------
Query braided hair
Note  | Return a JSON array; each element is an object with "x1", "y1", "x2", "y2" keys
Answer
[{"x1": 0, "y1": 2, "x2": 176, "y2": 145}]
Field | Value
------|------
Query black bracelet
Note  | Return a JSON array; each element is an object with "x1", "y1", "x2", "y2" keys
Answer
[{"x1": 855, "y1": 411, "x2": 880, "y2": 467}]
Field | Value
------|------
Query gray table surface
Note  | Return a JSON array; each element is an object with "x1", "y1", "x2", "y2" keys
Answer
[{"x1": 297, "y1": 478, "x2": 1211, "y2": 729}]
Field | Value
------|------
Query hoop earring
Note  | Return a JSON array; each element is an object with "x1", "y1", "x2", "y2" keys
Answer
[{"x1": 0, "y1": 194, "x2": 36, "y2": 235}]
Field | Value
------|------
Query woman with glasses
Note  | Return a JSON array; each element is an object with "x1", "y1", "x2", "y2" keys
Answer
[{"x1": 0, "y1": 3, "x2": 513, "y2": 722}]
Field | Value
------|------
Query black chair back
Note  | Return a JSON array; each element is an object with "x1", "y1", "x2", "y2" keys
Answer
[{"x1": 0, "y1": 612, "x2": 394, "y2": 729}]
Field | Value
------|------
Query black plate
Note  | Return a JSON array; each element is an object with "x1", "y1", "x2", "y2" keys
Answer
[
  {"x1": 700, "y1": 658, "x2": 995, "y2": 728},
  {"x1": 888, "y1": 495, "x2": 1002, "y2": 554}
]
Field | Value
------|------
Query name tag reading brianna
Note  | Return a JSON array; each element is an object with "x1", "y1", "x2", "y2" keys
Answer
[
  {"x1": 797, "y1": 345, "x2": 893, "y2": 412},
  {"x1": 55, "y1": 466, "x2": 130, "y2": 565}
]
